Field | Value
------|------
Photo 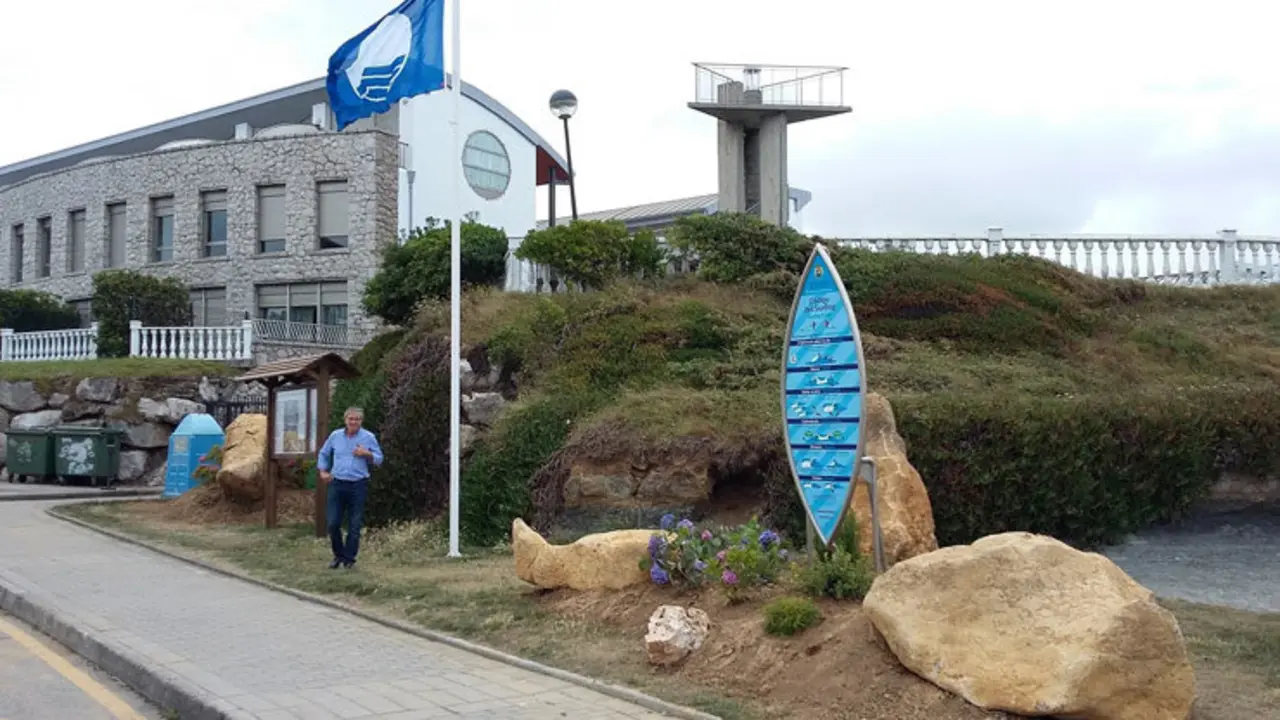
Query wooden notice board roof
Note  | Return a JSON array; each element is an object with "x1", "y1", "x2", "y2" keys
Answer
[{"x1": 235, "y1": 353, "x2": 361, "y2": 386}]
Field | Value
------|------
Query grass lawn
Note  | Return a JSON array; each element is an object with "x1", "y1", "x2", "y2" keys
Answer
[
  {"x1": 60, "y1": 499, "x2": 1280, "y2": 720},
  {"x1": 0, "y1": 357, "x2": 238, "y2": 382}
]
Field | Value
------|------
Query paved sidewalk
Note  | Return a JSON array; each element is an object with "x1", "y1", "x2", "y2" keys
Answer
[{"x1": 0, "y1": 502, "x2": 674, "y2": 720}]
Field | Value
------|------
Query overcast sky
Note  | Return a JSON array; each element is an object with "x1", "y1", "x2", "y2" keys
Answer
[{"x1": 0, "y1": 0, "x2": 1274, "y2": 237}]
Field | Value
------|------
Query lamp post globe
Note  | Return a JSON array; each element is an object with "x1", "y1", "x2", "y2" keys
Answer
[{"x1": 549, "y1": 89, "x2": 578, "y2": 119}]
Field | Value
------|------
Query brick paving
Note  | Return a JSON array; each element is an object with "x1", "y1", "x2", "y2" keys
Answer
[{"x1": 0, "y1": 502, "x2": 673, "y2": 719}]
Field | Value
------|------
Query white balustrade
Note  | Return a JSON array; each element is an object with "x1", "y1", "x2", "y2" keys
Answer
[
  {"x1": 0, "y1": 323, "x2": 100, "y2": 362},
  {"x1": 837, "y1": 228, "x2": 1280, "y2": 287},
  {"x1": 129, "y1": 320, "x2": 253, "y2": 361},
  {"x1": 250, "y1": 318, "x2": 370, "y2": 348}
]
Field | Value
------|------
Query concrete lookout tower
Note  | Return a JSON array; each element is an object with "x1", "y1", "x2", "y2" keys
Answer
[{"x1": 688, "y1": 63, "x2": 850, "y2": 226}]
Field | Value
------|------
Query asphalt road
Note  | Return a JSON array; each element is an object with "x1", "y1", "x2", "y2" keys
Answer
[{"x1": 0, "y1": 611, "x2": 161, "y2": 720}]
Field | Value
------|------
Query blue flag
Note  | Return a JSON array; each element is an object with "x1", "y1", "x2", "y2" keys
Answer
[{"x1": 326, "y1": 0, "x2": 446, "y2": 130}]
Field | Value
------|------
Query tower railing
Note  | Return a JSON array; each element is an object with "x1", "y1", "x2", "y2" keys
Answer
[{"x1": 693, "y1": 62, "x2": 847, "y2": 108}]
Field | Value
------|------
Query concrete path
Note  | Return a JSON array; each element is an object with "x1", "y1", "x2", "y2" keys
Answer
[
  {"x1": 1103, "y1": 504, "x2": 1280, "y2": 614},
  {"x1": 0, "y1": 610, "x2": 162, "y2": 720},
  {"x1": 0, "y1": 502, "x2": 676, "y2": 720},
  {"x1": 0, "y1": 481, "x2": 160, "y2": 502}
]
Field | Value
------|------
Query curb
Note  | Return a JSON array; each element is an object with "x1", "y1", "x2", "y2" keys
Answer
[
  {"x1": 0, "y1": 487, "x2": 163, "y2": 503},
  {"x1": 0, "y1": 571, "x2": 247, "y2": 720},
  {"x1": 47, "y1": 503, "x2": 723, "y2": 720}
]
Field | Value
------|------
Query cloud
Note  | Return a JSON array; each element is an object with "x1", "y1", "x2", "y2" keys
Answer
[{"x1": 1, "y1": 0, "x2": 1276, "y2": 236}]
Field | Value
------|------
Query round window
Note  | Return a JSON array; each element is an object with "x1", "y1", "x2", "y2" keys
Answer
[{"x1": 461, "y1": 130, "x2": 511, "y2": 200}]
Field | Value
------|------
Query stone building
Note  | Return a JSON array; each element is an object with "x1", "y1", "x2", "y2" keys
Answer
[{"x1": 0, "y1": 77, "x2": 571, "y2": 349}]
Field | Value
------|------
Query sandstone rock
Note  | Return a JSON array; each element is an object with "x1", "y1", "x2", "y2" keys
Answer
[
  {"x1": 47, "y1": 393, "x2": 69, "y2": 409},
  {"x1": 120, "y1": 422, "x2": 170, "y2": 449},
  {"x1": 118, "y1": 450, "x2": 149, "y2": 483},
  {"x1": 216, "y1": 414, "x2": 267, "y2": 502},
  {"x1": 563, "y1": 456, "x2": 714, "y2": 509},
  {"x1": 10, "y1": 410, "x2": 63, "y2": 430},
  {"x1": 462, "y1": 392, "x2": 506, "y2": 428},
  {"x1": 460, "y1": 425, "x2": 479, "y2": 455},
  {"x1": 75, "y1": 378, "x2": 118, "y2": 403},
  {"x1": 645, "y1": 605, "x2": 711, "y2": 666},
  {"x1": 864, "y1": 532, "x2": 1195, "y2": 720},
  {"x1": 850, "y1": 392, "x2": 938, "y2": 566},
  {"x1": 511, "y1": 517, "x2": 658, "y2": 591},
  {"x1": 0, "y1": 381, "x2": 46, "y2": 413}
]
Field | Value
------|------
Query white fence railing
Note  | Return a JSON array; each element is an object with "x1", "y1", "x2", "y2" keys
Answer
[
  {"x1": 837, "y1": 228, "x2": 1280, "y2": 286},
  {"x1": 0, "y1": 323, "x2": 99, "y2": 362},
  {"x1": 251, "y1": 319, "x2": 372, "y2": 348},
  {"x1": 130, "y1": 320, "x2": 253, "y2": 361}
]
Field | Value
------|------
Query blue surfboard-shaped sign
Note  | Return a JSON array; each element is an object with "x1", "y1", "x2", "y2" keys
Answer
[{"x1": 782, "y1": 243, "x2": 867, "y2": 548}]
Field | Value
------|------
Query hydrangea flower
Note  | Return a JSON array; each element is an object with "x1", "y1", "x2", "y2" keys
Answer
[
  {"x1": 715, "y1": 550, "x2": 727, "y2": 562},
  {"x1": 758, "y1": 530, "x2": 780, "y2": 548},
  {"x1": 721, "y1": 570, "x2": 739, "y2": 585},
  {"x1": 677, "y1": 518, "x2": 695, "y2": 531},
  {"x1": 693, "y1": 560, "x2": 707, "y2": 572},
  {"x1": 701, "y1": 529, "x2": 713, "y2": 542},
  {"x1": 650, "y1": 565, "x2": 671, "y2": 585},
  {"x1": 647, "y1": 534, "x2": 666, "y2": 558},
  {"x1": 659, "y1": 514, "x2": 676, "y2": 530}
]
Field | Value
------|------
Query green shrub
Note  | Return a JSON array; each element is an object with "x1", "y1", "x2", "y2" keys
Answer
[
  {"x1": 363, "y1": 332, "x2": 450, "y2": 528},
  {"x1": 797, "y1": 517, "x2": 876, "y2": 600},
  {"x1": 896, "y1": 385, "x2": 1280, "y2": 547},
  {"x1": 91, "y1": 270, "x2": 191, "y2": 357},
  {"x1": 762, "y1": 596, "x2": 822, "y2": 636},
  {"x1": 514, "y1": 220, "x2": 666, "y2": 290},
  {"x1": 0, "y1": 288, "x2": 80, "y2": 332},
  {"x1": 669, "y1": 212, "x2": 817, "y2": 283},
  {"x1": 362, "y1": 219, "x2": 509, "y2": 326}
]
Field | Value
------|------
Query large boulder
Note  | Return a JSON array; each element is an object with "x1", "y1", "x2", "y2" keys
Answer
[
  {"x1": 10, "y1": 409, "x2": 63, "y2": 430},
  {"x1": 864, "y1": 532, "x2": 1195, "y2": 720},
  {"x1": 138, "y1": 397, "x2": 203, "y2": 425},
  {"x1": 215, "y1": 414, "x2": 268, "y2": 502},
  {"x1": 512, "y1": 517, "x2": 658, "y2": 590},
  {"x1": 75, "y1": 378, "x2": 118, "y2": 403},
  {"x1": 646, "y1": 605, "x2": 711, "y2": 666},
  {"x1": 118, "y1": 422, "x2": 170, "y2": 449},
  {"x1": 118, "y1": 450, "x2": 149, "y2": 483},
  {"x1": 850, "y1": 392, "x2": 937, "y2": 566},
  {"x1": 461, "y1": 392, "x2": 507, "y2": 428},
  {"x1": 0, "y1": 381, "x2": 46, "y2": 413},
  {"x1": 563, "y1": 454, "x2": 714, "y2": 509}
]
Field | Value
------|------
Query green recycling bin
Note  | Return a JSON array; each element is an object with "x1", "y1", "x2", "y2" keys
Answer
[
  {"x1": 5, "y1": 430, "x2": 56, "y2": 484},
  {"x1": 52, "y1": 426, "x2": 126, "y2": 487}
]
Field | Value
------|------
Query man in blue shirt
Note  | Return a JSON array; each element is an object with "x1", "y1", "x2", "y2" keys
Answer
[{"x1": 317, "y1": 406, "x2": 384, "y2": 569}]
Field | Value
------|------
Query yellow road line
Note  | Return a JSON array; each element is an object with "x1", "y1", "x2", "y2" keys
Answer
[{"x1": 0, "y1": 616, "x2": 147, "y2": 720}]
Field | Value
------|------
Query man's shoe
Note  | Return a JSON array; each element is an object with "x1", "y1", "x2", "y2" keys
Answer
[
  {"x1": 328, "y1": 559, "x2": 343, "y2": 569},
  {"x1": 343, "y1": 560, "x2": 356, "y2": 570}
]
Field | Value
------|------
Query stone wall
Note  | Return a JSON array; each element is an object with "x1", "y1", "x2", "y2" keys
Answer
[
  {"x1": 0, "y1": 129, "x2": 400, "y2": 333},
  {"x1": 0, "y1": 375, "x2": 239, "y2": 486}
]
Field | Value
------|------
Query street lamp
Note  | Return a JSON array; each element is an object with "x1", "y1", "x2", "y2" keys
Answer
[{"x1": 549, "y1": 89, "x2": 578, "y2": 222}]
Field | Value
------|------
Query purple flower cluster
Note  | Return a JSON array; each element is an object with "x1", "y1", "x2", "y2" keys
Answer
[{"x1": 642, "y1": 515, "x2": 793, "y2": 594}]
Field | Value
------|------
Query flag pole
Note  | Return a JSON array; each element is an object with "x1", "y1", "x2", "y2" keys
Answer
[{"x1": 447, "y1": 0, "x2": 463, "y2": 559}]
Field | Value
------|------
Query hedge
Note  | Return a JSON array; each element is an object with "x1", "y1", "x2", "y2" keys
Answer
[
  {"x1": 895, "y1": 385, "x2": 1280, "y2": 547},
  {"x1": 0, "y1": 288, "x2": 80, "y2": 332}
]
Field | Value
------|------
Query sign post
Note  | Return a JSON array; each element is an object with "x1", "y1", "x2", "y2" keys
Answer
[{"x1": 782, "y1": 243, "x2": 876, "y2": 554}]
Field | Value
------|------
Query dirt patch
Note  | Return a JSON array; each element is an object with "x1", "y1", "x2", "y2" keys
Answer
[
  {"x1": 135, "y1": 483, "x2": 315, "y2": 525},
  {"x1": 542, "y1": 585, "x2": 1011, "y2": 720}
]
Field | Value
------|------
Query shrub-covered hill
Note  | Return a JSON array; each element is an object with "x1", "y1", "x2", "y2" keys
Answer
[{"x1": 338, "y1": 220, "x2": 1280, "y2": 551}]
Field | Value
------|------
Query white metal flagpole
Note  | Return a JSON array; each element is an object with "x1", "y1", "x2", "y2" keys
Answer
[{"x1": 447, "y1": 0, "x2": 463, "y2": 558}]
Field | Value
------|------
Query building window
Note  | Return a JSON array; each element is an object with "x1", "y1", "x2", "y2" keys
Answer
[
  {"x1": 201, "y1": 190, "x2": 227, "y2": 258},
  {"x1": 9, "y1": 224, "x2": 23, "y2": 284},
  {"x1": 105, "y1": 203, "x2": 126, "y2": 268},
  {"x1": 35, "y1": 217, "x2": 52, "y2": 278},
  {"x1": 152, "y1": 196, "x2": 174, "y2": 263},
  {"x1": 67, "y1": 210, "x2": 86, "y2": 272},
  {"x1": 461, "y1": 130, "x2": 511, "y2": 200},
  {"x1": 257, "y1": 185, "x2": 286, "y2": 253},
  {"x1": 316, "y1": 180, "x2": 349, "y2": 249},
  {"x1": 68, "y1": 298, "x2": 93, "y2": 328},
  {"x1": 256, "y1": 281, "x2": 348, "y2": 325},
  {"x1": 189, "y1": 287, "x2": 227, "y2": 327}
]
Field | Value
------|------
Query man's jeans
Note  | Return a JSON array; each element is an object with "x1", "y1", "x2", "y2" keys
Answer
[{"x1": 327, "y1": 479, "x2": 369, "y2": 563}]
